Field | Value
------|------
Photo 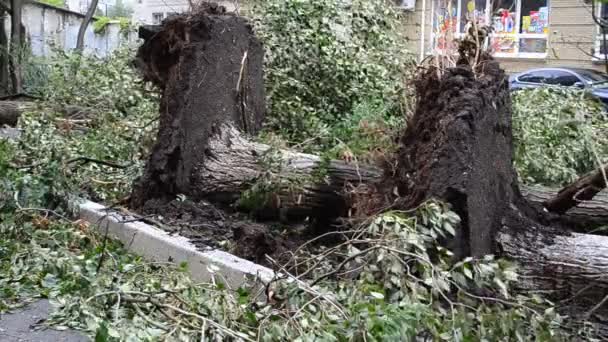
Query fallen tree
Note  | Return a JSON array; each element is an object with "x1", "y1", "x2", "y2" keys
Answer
[
  {"x1": 185, "y1": 123, "x2": 608, "y2": 228},
  {"x1": 131, "y1": 8, "x2": 608, "y2": 333}
]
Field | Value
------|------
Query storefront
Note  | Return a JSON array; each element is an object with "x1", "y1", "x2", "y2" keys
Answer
[{"x1": 431, "y1": 0, "x2": 550, "y2": 58}]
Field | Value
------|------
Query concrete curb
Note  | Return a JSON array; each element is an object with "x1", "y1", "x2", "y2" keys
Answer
[{"x1": 77, "y1": 200, "x2": 275, "y2": 287}]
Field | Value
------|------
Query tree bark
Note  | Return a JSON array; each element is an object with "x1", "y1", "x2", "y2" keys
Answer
[
  {"x1": 544, "y1": 165, "x2": 608, "y2": 214},
  {"x1": 190, "y1": 123, "x2": 608, "y2": 227},
  {"x1": 194, "y1": 124, "x2": 382, "y2": 220},
  {"x1": 75, "y1": 0, "x2": 99, "y2": 52},
  {"x1": 9, "y1": 0, "x2": 22, "y2": 93},
  {"x1": 498, "y1": 225, "x2": 608, "y2": 336},
  {"x1": 0, "y1": 10, "x2": 9, "y2": 95}
]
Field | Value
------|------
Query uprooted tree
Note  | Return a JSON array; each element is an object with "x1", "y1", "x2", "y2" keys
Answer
[{"x1": 130, "y1": 8, "x2": 608, "y2": 333}]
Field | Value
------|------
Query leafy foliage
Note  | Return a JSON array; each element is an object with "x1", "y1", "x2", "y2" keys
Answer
[
  {"x1": 251, "y1": 0, "x2": 415, "y2": 147},
  {"x1": 37, "y1": 0, "x2": 65, "y2": 8},
  {"x1": 512, "y1": 87, "x2": 608, "y2": 186},
  {"x1": 93, "y1": 17, "x2": 112, "y2": 34},
  {"x1": 0, "y1": 199, "x2": 588, "y2": 340},
  {"x1": 93, "y1": 16, "x2": 133, "y2": 35},
  {"x1": 2, "y1": 49, "x2": 158, "y2": 208}
]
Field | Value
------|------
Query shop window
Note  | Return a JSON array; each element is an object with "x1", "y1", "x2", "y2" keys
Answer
[
  {"x1": 432, "y1": 0, "x2": 549, "y2": 58},
  {"x1": 432, "y1": 0, "x2": 458, "y2": 54}
]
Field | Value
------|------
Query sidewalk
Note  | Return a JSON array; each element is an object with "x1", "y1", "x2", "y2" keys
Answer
[{"x1": 0, "y1": 300, "x2": 88, "y2": 342}]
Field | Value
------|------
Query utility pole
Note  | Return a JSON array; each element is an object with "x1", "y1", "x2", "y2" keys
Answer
[{"x1": 591, "y1": 0, "x2": 608, "y2": 74}]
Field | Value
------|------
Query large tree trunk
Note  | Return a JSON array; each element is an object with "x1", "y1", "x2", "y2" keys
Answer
[
  {"x1": 192, "y1": 123, "x2": 608, "y2": 227},
  {"x1": 387, "y1": 52, "x2": 608, "y2": 328},
  {"x1": 498, "y1": 225, "x2": 608, "y2": 334},
  {"x1": 9, "y1": 0, "x2": 22, "y2": 93},
  {"x1": 0, "y1": 10, "x2": 9, "y2": 95},
  {"x1": 75, "y1": 0, "x2": 99, "y2": 52},
  {"x1": 130, "y1": 7, "x2": 265, "y2": 209}
]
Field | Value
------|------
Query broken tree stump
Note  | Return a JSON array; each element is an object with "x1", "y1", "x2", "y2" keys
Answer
[
  {"x1": 130, "y1": 8, "x2": 265, "y2": 208},
  {"x1": 395, "y1": 60, "x2": 519, "y2": 258},
  {"x1": 389, "y1": 54, "x2": 608, "y2": 330}
]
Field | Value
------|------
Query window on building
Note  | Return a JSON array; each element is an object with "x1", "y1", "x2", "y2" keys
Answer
[
  {"x1": 152, "y1": 12, "x2": 164, "y2": 25},
  {"x1": 431, "y1": 0, "x2": 549, "y2": 58}
]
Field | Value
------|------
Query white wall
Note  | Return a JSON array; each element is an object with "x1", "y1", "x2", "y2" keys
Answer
[{"x1": 4, "y1": 2, "x2": 137, "y2": 58}]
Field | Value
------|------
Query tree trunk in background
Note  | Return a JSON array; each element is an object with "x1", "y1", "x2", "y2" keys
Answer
[
  {"x1": 9, "y1": 0, "x2": 21, "y2": 93},
  {"x1": 75, "y1": 0, "x2": 99, "y2": 52},
  {"x1": 0, "y1": 11, "x2": 9, "y2": 95}
]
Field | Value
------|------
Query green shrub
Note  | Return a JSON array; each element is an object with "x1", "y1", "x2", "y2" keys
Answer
[
  {"x1": 1, "y1": 49, "x2": 159, "y2": 208},
  {"x1": 512, "y1": 87, "x2": 608, "y2": 186},
  {"x1": 93, "y1": 16, "x2": 112, "y2": 34},
  {"x1": 251, "y1": 0, "x2": 414, "y2": 146},
  {"x1": 38, "y1": 0, "x2": 65, "y2": 8}
]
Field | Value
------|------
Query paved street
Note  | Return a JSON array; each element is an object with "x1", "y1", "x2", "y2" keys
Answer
[{"x1": 0, "y1": 300, "x2": 89, "y2": 342}]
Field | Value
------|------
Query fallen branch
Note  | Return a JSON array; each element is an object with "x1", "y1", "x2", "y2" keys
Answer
[{"x1": 544, "y1": 165, "x2": 608, "y2": 214}]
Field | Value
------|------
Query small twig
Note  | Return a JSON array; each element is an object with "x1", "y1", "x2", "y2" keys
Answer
[
  {"x1": 235, "y1": 50, "x2": 249, "y2": 93},
  {"x1": 66, "y1": 157, "x2": 128, "y2": 169},
  {"x1": 96, "y1": 219, "x2": 111, "y2": 272},
  {"x1": 310, "y1": 246, "x2": 380, "y2": 286},
  {"x1": 133, "y1": 303, "x2": 169, "y2": 331},
  {"x1": 586, "y1": 293, "x2": 608, "y2": 319},
  {"x1": 15, "y1": 207, "x2": 70, "y2": 221}
]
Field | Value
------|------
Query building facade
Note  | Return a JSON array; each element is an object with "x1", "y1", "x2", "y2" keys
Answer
[
  {"x1": 402, "y1": 0, "x2": 608, "y2": 73},
  {"x1": 131, "y1": 0, "x2": 240, "y2": 24}
]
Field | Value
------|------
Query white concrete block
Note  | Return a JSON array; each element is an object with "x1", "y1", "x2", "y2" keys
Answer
[{"x1": 78, "y1": 200, "x2": 275, "y2": 288}]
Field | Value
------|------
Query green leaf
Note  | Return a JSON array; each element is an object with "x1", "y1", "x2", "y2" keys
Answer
[{"x1": 95, "y1": 322, "x2": 109, "y2": 342}]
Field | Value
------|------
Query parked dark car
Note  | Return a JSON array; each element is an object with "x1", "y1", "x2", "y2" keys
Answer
[{"x1": 509, "y1": 67, "x2": 608, "y2": 105}]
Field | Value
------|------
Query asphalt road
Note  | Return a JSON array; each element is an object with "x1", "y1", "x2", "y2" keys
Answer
[{"x1": 0, "y1": 300, "x2": 89, "y2": 342}]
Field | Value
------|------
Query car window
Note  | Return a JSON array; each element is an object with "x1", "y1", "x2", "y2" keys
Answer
[
  {"x1": 576, "y1": 69, "x2": 608, "y2": 84},
  {"x1": 548, "y1": 71, "x2": 580, "y2": 87},
  {"x1": 517, "y1": 70, "x2": 553, "y2": 84}
]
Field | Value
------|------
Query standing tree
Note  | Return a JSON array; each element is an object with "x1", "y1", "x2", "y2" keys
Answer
[
  {"x1": 0, "y1": 1, "x2": 10, "y2": 94},
  {"x1": 76, "y1": 0, "x2": 100, "y2": 52},
  {"x1": 8, "y1": 0, "x2": 22, "y2": 93},
  {"x1": 592, "y1": 0, "x2": 608, "y2": 73}
]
